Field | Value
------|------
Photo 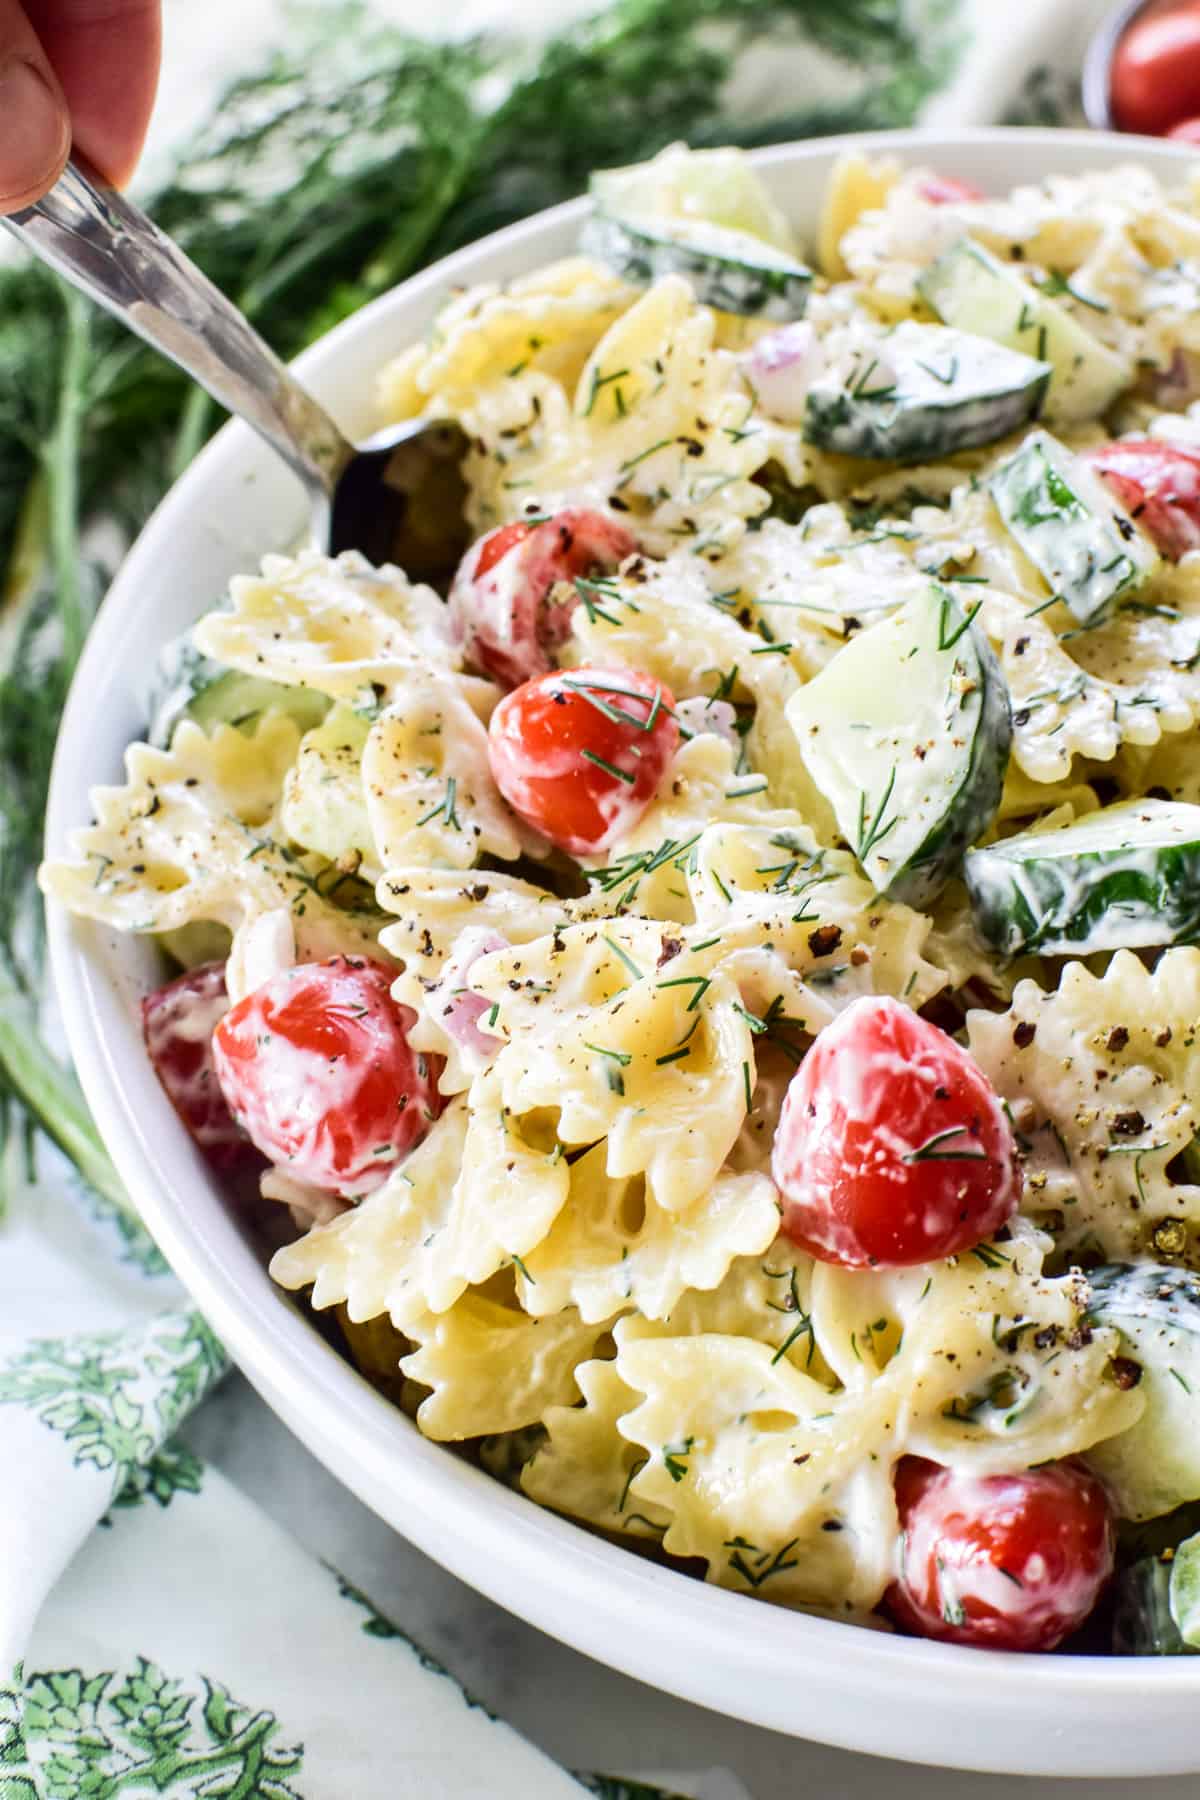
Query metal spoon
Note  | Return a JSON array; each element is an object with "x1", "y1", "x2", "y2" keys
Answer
[{"x1": 3, "y1": 158, "x2": 472, "y2": 585}]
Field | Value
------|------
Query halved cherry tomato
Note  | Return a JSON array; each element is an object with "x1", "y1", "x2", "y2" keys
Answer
[
  {"x1": 772, "y1": 994, "x2": 1020, "y2": 1268},
  {"x1": 1084, "y1": 437, "x2": 1200, "y2": 561},
  {"x1": 1111, "y1": 3, "x2": 1200, "y2": 137},
  {"x1": 449, "y1": 509, "x2": 637, "y2": 689},
  {"x1": 886, "y1": 1457, "x2": 1115, "y2": 1651},
  {"x1": 212, "y1": 956, "x2": 441, "y2": 1197},
  {"x1": 917, "y1": 173, "x2": 985, "y2": 205},
  {"x1": 143, "y1": 962, "x2": 261, "y2": 1172},
  {"x1": 487, "y1": 664, "x2": 678, "y2": 856}
]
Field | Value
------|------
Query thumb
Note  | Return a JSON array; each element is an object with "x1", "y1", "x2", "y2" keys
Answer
[{"x1": 0, "y1": 2, "x2": 69, "y2": 214}]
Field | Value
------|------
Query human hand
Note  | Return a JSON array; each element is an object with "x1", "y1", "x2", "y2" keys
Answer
[{"x1": 0, "y1": 0, "x2": 160, "y2": 213}]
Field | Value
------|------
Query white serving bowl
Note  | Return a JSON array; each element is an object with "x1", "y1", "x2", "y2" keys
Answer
[{"x1": 46, "y1": 128, "x2": 1200, "y2": 1777}]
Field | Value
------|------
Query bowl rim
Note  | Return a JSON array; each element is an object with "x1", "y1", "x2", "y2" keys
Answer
[{"x1": 45, "y1": 125, "x2": 1200, "y2": 1775}]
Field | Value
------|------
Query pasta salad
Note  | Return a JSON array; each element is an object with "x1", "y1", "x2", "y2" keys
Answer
[{"x1": 43, "y1": 142, "x2": 1200, "y2": 1656}]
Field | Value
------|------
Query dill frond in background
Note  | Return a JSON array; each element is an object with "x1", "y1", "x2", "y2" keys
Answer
[{"x1": 0, "y1": 0, "x2": 958, "y2": 1199}]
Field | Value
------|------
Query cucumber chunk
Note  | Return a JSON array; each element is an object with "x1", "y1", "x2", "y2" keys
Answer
[
  {"x1": 584, "y1": 142, "x2": 813, "y2": 320},
  {"x1": 1113, "y1": 1557, "x2": 1194, "y2": 1655},
  {"x1": 988, "y1": 430, "x2": 1159, "y2": 625},
  {"x1": 147, "y1": 632, "x2": 329, "y2": 749},
  {"x1": 1171, "y1": 1532, "x2": 1200, "y2": 1648},
  {"x1": 964, "y1": 798, "x2": 1200, "y2": 958},
  {"x1": 581, "y1": 212, "x2": 812, "y2": 320},
  {"x1": 590, "y1": 142, "x2": 798, "y2": 253},
  {"x1": 803, "y1": 321, "x2": 1050, "y2": 461},
  {"x1": 785, "y1": 584, "x2": 1011, "y2": 905},
  {"x1": 279, "y1": 706, "x2": 375, "y2": 872},
  {"x1": 1085, "y1": 1264, "x2": 1200, "y2": 1521},
  {"x1": 916, "y1": 236, "x2": 1133, "y2": 424}
]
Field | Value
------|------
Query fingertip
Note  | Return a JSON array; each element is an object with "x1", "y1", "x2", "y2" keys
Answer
[
  {"x1": 29, "y1": 0, "x2": 161, "y2": 188},
  {"x1": 0, "y1": 55, "x2": 69, "y2": 211}
]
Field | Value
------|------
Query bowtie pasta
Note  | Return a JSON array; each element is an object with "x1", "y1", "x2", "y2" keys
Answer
[{"x1": 44, "y1": 143, "x2": 1200, "y2": 1657}]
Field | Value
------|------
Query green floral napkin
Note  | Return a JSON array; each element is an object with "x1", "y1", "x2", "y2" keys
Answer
[{"x1": 0, "y1": 0, "x2": 1113, "y2": 1793}]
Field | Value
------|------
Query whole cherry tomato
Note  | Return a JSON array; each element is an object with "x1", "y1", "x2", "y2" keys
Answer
[
  {"x1": 212, "y1": 956, "x2": 441, "y2": 1197},
  {"x1": 1111, "y1": 3, "x2": 1200, "y2": 136},
  {"x1": 143, "y1": 962, "x2": 261, "y2": 1172},
  {"x1": 487, "y1": 663, "x2": 679, "y2": 856},
  {"x1": 917, "y1": 173, "x2": 985, "y2": 204},
  {"x1": 772, "y1": 994, "x2": 1020, "y2": 1268},
  {"x1": 887, "y1": 1457, "x2": 1115, "y2": 1651},
  {"x1": 1084, "y1": 437, "x2": 1200, "y2": 561},
  {"x1": 449, "y1": 509, "x2": 636, "y2": 689}
]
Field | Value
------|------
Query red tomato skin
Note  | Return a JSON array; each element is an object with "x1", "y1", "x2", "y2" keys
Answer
[
  {"x1": 772, "y1": 995, "x2": 1020, "y2": 1269},
  {"x1": 212, "y1": 957, "x2": 441, "y2": 1197},
  {"x1": 449, "y1": 509, "x2": 637, "y2": 689},
  {"x1": 1111, "y1": 5, "x2": 1200, "y2": 136},
  {"x1": 917, "y1": 173, "x2": 985, "y2": 205},
  {"x1": 886, "y1": 1457, "x2": 1115, "y2": 1652},
  {"x1": 487, "y1": 664, "x2": 679, "y2": 856},
  {"x1": 1084, "y1": 437, "x2": 1200, "y2": 561},
  {"x1": 142, "y1": 963, "x2": 260, "y2": 1172},
  {"x1": 474, "y1": 520, "x2": 532, "y2": 579}
]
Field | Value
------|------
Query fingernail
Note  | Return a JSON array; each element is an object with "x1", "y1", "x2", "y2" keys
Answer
[{"x1": 0, "y1": 60, "x2": 69, "y2": 206}]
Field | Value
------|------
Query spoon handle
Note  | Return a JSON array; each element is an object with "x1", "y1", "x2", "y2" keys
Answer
[{"x1": 3, "y1": 159, "x2": 351, "y2": 503}]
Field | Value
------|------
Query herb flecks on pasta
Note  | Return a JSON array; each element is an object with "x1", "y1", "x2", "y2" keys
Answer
[{"x1": 43, "y1": 145, "x2": 1200, "y2": 1645}]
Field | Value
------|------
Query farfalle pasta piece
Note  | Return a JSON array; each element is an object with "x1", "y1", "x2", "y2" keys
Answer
[
  {"x1": 583, "y1": 736, "x2": 807, "y2": 924},
  {"x1": 495, "y1": 967, "x2": 756, "y2": 1214},
  {"x1": 808, "y1": 1223, "x2": 1142, "y2": 1464},
  {"x1": 617, "y1": 1232, "x2": 834, "y2": 1383},
  {"x1": 817, "y1": 151, "x2": 901, "y2": 280},
  {"x1": 1112, "y1": 726, "x2": 1200, "y2": 806},
  {"x1": 378, "y1": 256, "x2": 636, "y2": 416},
  {"x1": 974, "y1": 586, "x2": 1200, "y2": 782},
  {"x1": 269, "y1": 1076, "x2": 570, "y2": 1327},
  {"x1": 566, "y1": 553, "x2": 832, "y2": 831},
  {"x1": 363, "y1": 666, "x2": 527, "y2": 870},
  {"x1": 382, "y1": 273, "x2": 770, "y2": 552},
  {"x1": 616, "y1": 1240, "x2": 1140, "y2": 1612},
  {"x1": 522, "y1": 1238, "x2": 834, "y2": 1544},
  {"x1": 721, "y1": 512, "x2": 934, "y2": 677},
  {"x1": 400, "y1": 1293, "x2": 611, "y2": 1441},
  {"x1": 997, "y1": 762, "x2": 1104, "y2": 828},
  {"x1": 616, "y1": 1330, "x2": 899, "y2": 1614},
  {"x1": 684, "y1": 821, "x2": 948, "y2": 1017},
  {"x1": 377, "y1": 868, "x2": 578, "y2": 964},
  {"x1": 968, "y1": 949, "x2": 1200, "y2": 1263},
  {"x1": 567, "y1": 552, "x2": 758, "y2": 700},
  {"x1": 465, "y1": 918, "x2": 669, "y2": 1049},
  {"x1": 380, "y1": 873, "x2": 587, "y2": 1096},
  {"x1": 569, "y1": 278, "x2": 770, "y2": 558},
  {"x1": 517, "y1": 1141, "x2": 779, "y2": 1323},
  {"x1": 521, "y1": 1358, "x2": 672, "y2": 1543},
  {"x1": 194, "y1": 548, "x2": 456, "y2": 705},
  {"x1": 38, "y1": 716, "x2": 381, "y2": 991}
]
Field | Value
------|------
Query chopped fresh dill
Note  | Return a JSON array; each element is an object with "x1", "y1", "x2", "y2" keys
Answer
[
  {"x1": 903, "y1": 1126, "x2": 989, "y2": 1164},
  {"x1": 581, "y1": 749, "x2": 636, "y2": 785},
  {"x1": 415, "y1": 775, "x2": 461, "y2": 831},
  {"x1": 853, "y1": 766, "x2": 898, "y2": 865},
  {"x1": 602, "y1": 934, "x2": 644, "y2": 982},
  {"x1": 656, "y1": 973, "x2": 711, "y2": 1010}
]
